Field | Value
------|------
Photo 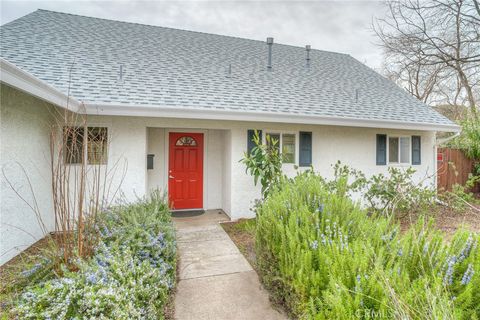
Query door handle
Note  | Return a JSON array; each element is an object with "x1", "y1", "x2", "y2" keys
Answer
[{"x1": 169, "y1": 175, "x2": 174, "y2": 179}]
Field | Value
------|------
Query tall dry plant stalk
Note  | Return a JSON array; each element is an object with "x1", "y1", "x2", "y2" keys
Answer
[
  {"x1": 45, "y1": 60, "x2": 128, "y2": 268},
  {"x1": 48, "y1": 106, "x2": 127, "y2": 267}
]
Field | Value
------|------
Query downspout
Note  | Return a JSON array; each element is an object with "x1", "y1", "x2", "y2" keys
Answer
[{"x1": 436, "y1": 131, "x2": 461, "y2": 146}]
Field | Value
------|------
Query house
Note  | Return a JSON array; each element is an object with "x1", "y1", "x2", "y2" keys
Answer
[{"x1": 0, "y1": 10, "x2": 459, "y2": 264}]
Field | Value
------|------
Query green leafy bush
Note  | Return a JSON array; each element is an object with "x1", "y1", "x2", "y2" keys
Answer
[
  {"x1": 14, "y1": 193, "x2": 176, "y2": 319},
  {"x1": 324, "y1": 162, "x2": 436, "y2": 216},
  {"x1": 440, "y1": 174, "x2": 480, "y2": 212},
  {"x1": 241, "y1": 131, "x2": 284, "y2": 198},
  {"x1": 450, "y1": 115, "x2": 480, "y2": 161},
  {"x1": 364, "y1": 167, "x2": 436, "y2": 215},
  {"x1": 255, "y1": 171, "x2": 479, "y2": 319}
]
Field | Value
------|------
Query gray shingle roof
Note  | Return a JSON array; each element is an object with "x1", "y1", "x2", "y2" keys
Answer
[{"x1": 1, "y1": 9, "x2": 456, "y2": 128}]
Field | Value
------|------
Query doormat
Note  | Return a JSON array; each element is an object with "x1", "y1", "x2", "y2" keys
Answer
[{"x1": 171, "y1": 210, "x2": 205, "y2": 218}]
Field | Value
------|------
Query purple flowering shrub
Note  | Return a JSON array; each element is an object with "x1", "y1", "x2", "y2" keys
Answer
[
  {"x1": 14, "y1": 193, "x2": 176, "y2": 319},
  {"x1": 255, "y1": 171, "x2": 479, "y2": 319}
]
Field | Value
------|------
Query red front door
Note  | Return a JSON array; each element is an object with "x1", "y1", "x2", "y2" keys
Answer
[{"x1": 168, "y1": 132, "x2": 204, "y2": 210}]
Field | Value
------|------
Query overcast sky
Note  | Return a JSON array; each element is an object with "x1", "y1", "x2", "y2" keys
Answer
[{"x1": 1, "y1": 0, "x2": 387, "y2": 68}]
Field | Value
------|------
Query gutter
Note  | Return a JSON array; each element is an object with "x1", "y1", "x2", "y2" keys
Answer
[
  {"x1": 85, "y1": 103, "x2": 462, "y2": 132},
  {"x1": 1, "y1": 57, "x2": 461, "y2": 133}
]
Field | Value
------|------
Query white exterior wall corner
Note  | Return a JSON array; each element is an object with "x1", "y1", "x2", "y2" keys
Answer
[
  {"x1": 222, "y1": 130, "x2": 232, "y2": 217},
  {"x1": 1, "y1": 84, "x2": 56, "y2": 265},
  {"x1": 206, "y1": 130, "x2": 224, "y2": 209}
]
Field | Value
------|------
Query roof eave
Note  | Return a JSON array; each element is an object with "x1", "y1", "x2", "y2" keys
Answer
[
  {"x1": 0, "y1": 57, "x2": 82, "y2": 112},
  {"x1": 85, "y1": 103, "x2": 461, "y2": 132}
]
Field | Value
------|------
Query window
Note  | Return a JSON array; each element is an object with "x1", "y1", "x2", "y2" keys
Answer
[
  {"x1": 388, "y1": 136, "x2": 410, "y2": 164},
  {"x1": 64, "y1": 127, "x2": 84, "y2": 164},
  {"x1": 176, "y1": 136, "x2": 197, "y2": 146},
  {"x1": 266, "y1": 133, "x2": 280, "y2": 154},
  {"x1": 265, "y1": 132, "x2": 296, "y2": 164},
  {"x1": 64, "y1": 126, "x2": 108, "y2": 164},
  {"x1": 400, "y1": 137, "x2": 410, "y2": 163},
  {"x1": 389, "y1": 137, "x2": 399, "y2": 163},
  {"x1": 282, "y1": 134, "x2": 295, "y2": 163},
  {"x1": 88, "y1": 127, "x2": 108, "y2": 164},
  {"x1": 247, "y1": 130, "x2": 262, "y2": 154}
]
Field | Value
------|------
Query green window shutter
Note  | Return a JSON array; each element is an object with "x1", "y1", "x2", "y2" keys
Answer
[
  {"x1": 247, "y1": 130, "x2": 262, "y2": 154},
  {"x1": 299, "y1": 132, "x2": 312, "y2": 167},
  {"x1": 376, "y1": 134, "x2": 387, "y2": 165},
  {"x1": 412, "y1": 135, "x2": 421, "y2": 165}
]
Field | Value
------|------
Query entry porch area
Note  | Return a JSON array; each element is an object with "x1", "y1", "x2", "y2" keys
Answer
[{"x1": 146, "y1": 127, "x2": 234, "y2": 217}]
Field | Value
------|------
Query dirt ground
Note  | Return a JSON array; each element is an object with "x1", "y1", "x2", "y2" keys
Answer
[
  {"x1": 221, "y1": 220, "x2": 257, "y2": 268},
  {"x1": 399, "y1": 204, "x2": 480, "y2": 238},
  {"x1": 0, "y1": 233, "x2": 59, "y2": 286},
  {"x1": 0, "y1": 233, "x2": 67, "y2": 320}
]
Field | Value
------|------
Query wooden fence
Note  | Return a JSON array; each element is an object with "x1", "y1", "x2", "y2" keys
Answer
[{"x1": 437, "y1": 147, "x2": 478, "y2": 192}]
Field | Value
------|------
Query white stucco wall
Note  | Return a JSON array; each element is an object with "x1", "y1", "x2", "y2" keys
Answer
[
  {"x1": 147, "y1": 128, "x2": 166, "y2": 193},
  {"x1": 1, "y1": 84, "x2": 56, "y2": 265},
  {"x1": 222, "y1": 130, "x2": 232, "y2": 216},
  {"x1": 83, "y1": 116, "x2": 147, "y2": 203},
  {"x1": 228, "y1": 125, "x2": 436, "y2": 219},
  {"x1": 87, "y1": 115, "x2": 436, "y2": 220},
  {"x1": 206, "y1": 129, "x2": 224, "y2": 209}
]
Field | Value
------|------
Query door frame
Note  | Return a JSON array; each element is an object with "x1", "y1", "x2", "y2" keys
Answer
[{"x1": 164, "y1": 129, "x2": 208, "y2": 210}]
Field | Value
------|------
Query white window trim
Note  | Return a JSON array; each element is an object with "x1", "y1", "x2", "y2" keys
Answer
[
  {"x1": 263, "y1": 130, "x2": 298, "y2": 165},
  {"x1": 387, "y1": 135, "x2": 411, "y2": 165},
  {"x1": 63, "y1": 125, "x2": 110, "y2": 166}
]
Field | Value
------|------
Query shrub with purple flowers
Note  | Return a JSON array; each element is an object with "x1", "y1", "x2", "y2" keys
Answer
[
  {"x1": 13, "y1": 192, "x2": 176, "y2": 319},
  {"x1": 255, "y1": 171, "x2": 479, "y2": 319}
]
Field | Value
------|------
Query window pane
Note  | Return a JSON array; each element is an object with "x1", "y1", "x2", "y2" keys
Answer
[
  {"x1": 400, "y1": 137, "x2": 410, "y2": 164},
  {"x1": 266, "y1": 133, "x2": 280, "y2": 154},
  {"x1": 176, "y1": 136, "x2": 197, "y2": 146},
  {"x1": 88, "y1": 127, "x2": 108, "y2": 164},
  {"x1": 389, "y1": 137, "x2": 399, "y2": 163},
  {"x1": 64, "y1": 126, "x2": 84, "y2": 164},
  {"x1": 282, "y1": 134, "x2": 295, "y2": 163}
]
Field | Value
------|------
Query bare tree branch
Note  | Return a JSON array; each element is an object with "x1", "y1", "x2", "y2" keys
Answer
[{"x1": 374, "y1": 0, "x2": 479, "y2": 114}]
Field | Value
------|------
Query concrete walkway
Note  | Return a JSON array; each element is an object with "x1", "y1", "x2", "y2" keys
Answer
[{"x1": 173, "y1": 210, "x2": 286, "y2": 320}]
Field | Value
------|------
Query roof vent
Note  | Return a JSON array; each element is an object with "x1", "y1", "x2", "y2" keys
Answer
[
  {"x1": 226, "y1": 63, "x2": 232, "y2": 78},
  {"x1": 118, "y1": 64, "x2": 125, "y2": 82},
  {"x1": 305, "y1": 45, "x2": 311, "y2": 67},
  {"x1": 266, "y1": 37, "x2": 274, "y2": 71}
]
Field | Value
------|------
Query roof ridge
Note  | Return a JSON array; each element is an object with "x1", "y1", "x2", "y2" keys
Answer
[{"x1": 33, "y1": 9, "x2": 349, "y2": 56}]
